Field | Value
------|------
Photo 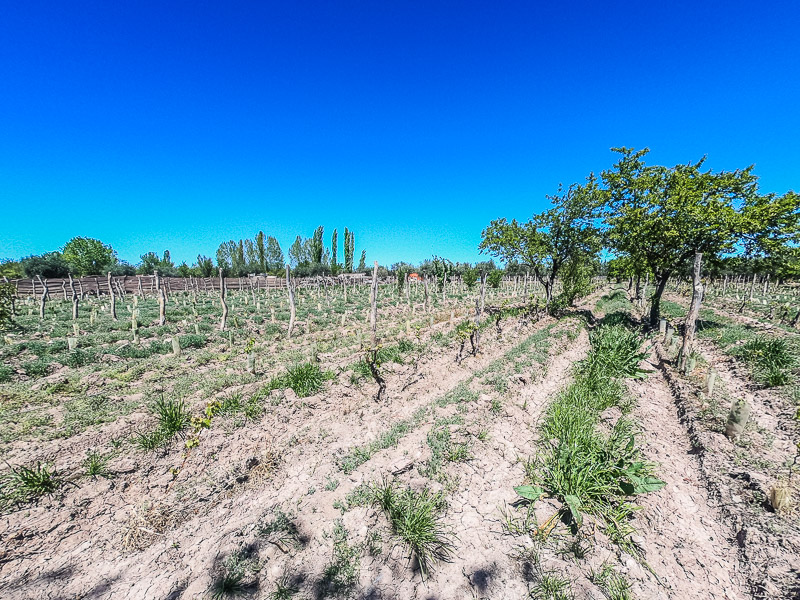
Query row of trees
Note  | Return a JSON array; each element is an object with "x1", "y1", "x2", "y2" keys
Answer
[
  {"x1": 480, "y1": 147, "x2": 800, "y2": 327},
  {"x1": 1, "y1": 226, "x2": 371, "y2": 279}
]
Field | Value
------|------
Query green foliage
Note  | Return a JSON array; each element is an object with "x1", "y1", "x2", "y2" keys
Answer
[
  {"x1": 591, "y1": 563, "x2": 632, "y2": 600},
  {"x1": 0, "y1": 365, "x2": 13, "y2": 383},
  {"x1": 269, "y1": 361, "x2": 329, "y2": 398},
  {"x1": 487, "y1": 269, "x2": 504, "y2": 288},
  {"x1": 480, "y1": 177, "x2": 603, "y2": 307},
  {"x1": 0, "y1": 282, "x2": 14, "y2": 330},
  {"x1": 62, "y1": 237, "x2": 117, "y2": 276},
  {"x1": 735, "y1": 336, "x2": 797, "y2": 387},
  {"x1": 462, "y1": 268, "x2": 478, "y2": 290},
  {"x1": 321, "y1": 520, "x2": 360, "y2": 593},
  {"x1": 520, "y1": 323, "x2": 663, "y2": 536},
  {"x1": 371, "y1": 480, "x2": 455, "y2": 579},
  {"x1": 1, "y1": 462, "x2": 61, "y2": 510},
  {"x1": 23, "y1": 358, "x2": 51, "y2": 378},
  {"x1": 21, "y1": 252, "x2": 69, "y2": 278},
  {"x1": 154, "y1": 396, "x2": 191, "y2": 436},
  {"x1": 84, "y1": 452, "x2": 113, "y2": 478}
]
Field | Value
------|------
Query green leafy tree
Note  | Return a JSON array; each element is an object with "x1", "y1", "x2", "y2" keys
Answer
[
  {"x1": 463, "y1": 267, "x2": 478, "y2": 291},
  {"x1": 138, "y1": 250, "x2": 177, "y2": 276},
  {"x1": 21, "y1": 253, "x2": 69, "y2": 278},
  {"x1": 331, "y1": 229, "x2": 338, "y2": 267},
  {"x1": 487, "y1": 269, "x2": 504, "y2": 288},
  {"x1": 480, "y1": 177, "x2": 603, "y2": 309},
  {"x1": 266, "y1": 236, "x2": 284, "y2": 273},
  {"x1": 62, "y1": 237, "x2": 117, "y2": 276},
  {"x1": 195, "y1": 255, "x2": 215, "y2": 277},
  {"x1": 255, "y1": 231, "x2": 267, "y2": 273},
  {"x1": 311, "y1": 226, "x2": 325, "y2": 265},
  {"x1": 357, "y1": 249, "x2": 367, "y2": 272},
  {"x1": 602, "y1": 148, "x2": 758, "y2": 325},
  {"x1": 0, "y1": 259, "x2": 24, "y2": 278},
  {"x1": 344, "y1": 228, "x2": 354, "y2": 272}
]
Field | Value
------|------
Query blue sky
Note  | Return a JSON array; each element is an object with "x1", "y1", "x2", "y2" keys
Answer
[{"x1": 1, "y1": 1, "x2": 798, "y2": 267}]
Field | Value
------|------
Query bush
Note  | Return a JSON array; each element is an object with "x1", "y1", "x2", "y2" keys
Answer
[
  {"x1": 23, "y1": 359, "x2": 51, "y2": 378},
  {"x1": 179, "y1": 334, "x2": 206, "y2": 349},
  {"x1": 0, "y1": 365, "x2": 13, "y2": 383}
]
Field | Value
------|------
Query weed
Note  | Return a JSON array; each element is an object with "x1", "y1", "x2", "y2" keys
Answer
[
  {"x1": 324, "y1": 476, "x2": 340, "y2": 491},
  {"x1": 23, "y1": 358, "x2": 51, "y2": 378},
  {"x1": 490, "y1": 398, "x2": 503, "y2": 415},
  {"x1": 591, "y1": 563, "x2": 632, "y2": 600},
  {"x1": 0, "y1": 462, "x2": 61, "y2": 510},
  {"x1": 209, "y1": 547, "x2": 259, "y2": 599},
  {"x1": 735, "y1": 336, "x2": 797, "y2": 387},
  {"x1": 320, "y1": 520, "x2": 360, "y2": 593},
  {"x1": 153, "y1": 396, "x2": 190, "y2": 436},
  {"x1": 532, "y1": 572, "x2": 574, "y2": 600},
  {"x1": 269, "y1": 362, "x2": 330, "y2": 398},
  {"x1": 84, "y1": 452, "x2": 112, "y2": 478},
  {"x1": 0, "y1": 365, "x2": 13, "y2": 383},
  {"x1": 269, "y1": 573, "x2": 299, "y2": 600},
  {"x1": 257, "y1": 508, "x2": 302, "y2": 550},
  {"x1": 371, "y1": 480, "x2": 454, "y2": 579}
]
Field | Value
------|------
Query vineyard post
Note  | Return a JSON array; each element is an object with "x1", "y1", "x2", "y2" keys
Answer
[
  {"x1": 36, "y1": 275, "x2": 48, "y2": 319},
  {"x1": 108, "y1": 272, "x2": 117, "y2": 321},
  {"x1": 678, "y1": 252, "x2": 704, "y2": 373},
  {"x1": 68, "y1": 273, "x2": 79, "y2": 320},
  {"x1": 370, "y1": 261, "x2": 378, "y2": 347},
  {"x1": 219, "y1": 268, "x2": 228, "y2": 331},
  {"x1": 286, "y1": 265, "x2": 296, "y2": 339},
  {"x1": 479, "y1": 272, "x2": 487, "y2": 315},
  {"x1": 155, "y1": 271, "x2": 166, "y2": 326},
  {"x1": 423, "y1": 276, "x2": 430, "y2": 313}
]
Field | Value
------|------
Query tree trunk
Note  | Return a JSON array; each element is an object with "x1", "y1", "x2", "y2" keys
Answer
[
  {"x1": 286, "y1": 266, "x2": 295, "y2": 338},
  {"x1": 748, "y1": 272, "x2": 757, "y2": 301},
  {"x1": 649, "y1": 272, "x2": 671, "y2": 326},
  {"x1": 423, "y1": 276, "x2": 430, "y2": 313},
  {"x1": 108, "y1": 272, "x2": 117, "y2": 321},
  {"x1": 219, "y1": 268, "x2": 228, "y2": 331},
  {"x1": 678, "y1": 253, "x2": 704, "y2": 372}
]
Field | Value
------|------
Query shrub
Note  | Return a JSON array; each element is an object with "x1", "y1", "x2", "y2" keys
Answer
[
  {"x1": 179, "y1": 334, "x2": 206, "y2": 349},
  {"x1": 23, "y1": 358, "x2": 51, "y2": 378},
  {"x1": 0, "y1": 365, "x2": 13, "y2": 383},
  {"x1": 269, "y1": 362, "x2": 329, "y2": 398}
]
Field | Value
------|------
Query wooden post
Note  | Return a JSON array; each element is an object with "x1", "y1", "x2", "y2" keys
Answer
[
  {"x1": 219, "y1": 268, "x2": 228, "y2": 331},
  {"x1": 423, "y1": 276, "x2": 430, "y2": 313},
  {"x1": 678, "y1": 252, "x2": 704, "y2": 373},
  {"x1": 370, "y1": 261, "x2": 378, "y2": 347},
  {"x1": 108, "y1": 272, "x2": 117, "y2": 321},
  {"x1": 68, "y1": 273, "x2": 79, "y2": 320},
  {"x1": 479, "y1": 272, "x2": 486, "y2": 315},
  {"x1": 36, "y1": 275, "x2": 48, "y2": 319},
  {"x1": 286, "y1": 266, "x2": 296, "y2": 339},
  {"x1": 155, "y1": 271, "x2": 166, "y2": 326}
]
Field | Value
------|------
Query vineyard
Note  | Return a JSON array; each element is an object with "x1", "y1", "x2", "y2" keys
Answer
[{"x1": 0, "y1": 269, "x2": 798, "y2": 599}]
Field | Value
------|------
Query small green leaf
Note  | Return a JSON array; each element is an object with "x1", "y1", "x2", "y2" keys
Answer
[
  {"x1": 514, "y1": 485, "x2": 544, "y2": 501},
  {"x1": 628, "y1": 475, "x2": 666, "y2": 494},
  {"x1": 564, "y1": 494, "x2": 583, "y2": 527}
]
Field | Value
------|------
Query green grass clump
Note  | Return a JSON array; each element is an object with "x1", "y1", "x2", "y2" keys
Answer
[
  {"x1": 0, "y1": 365, "x2": 13, "y2": 383},
  {"x1": 133, "y1": 396, "x2": 190, "y2": 451},
  {"x1": 0, "y1": 462, "x2": 61, "y2": 510},
  {"x1": 734, "y1": 336, "x2": 797, "y2": 387},
  {"x1": 371, "y1": 480, "x2": 454, "y2": 579},
  {"x1": 84, "y1": 452, "x2": 113, "y2": 478},
  {"x1": 517, "y1": 322, "x2": 664, "y2": 538},
  {"x1": 591, "y1": 563, "x2": 632, "y2": 600},
  {"x1": 268, "y1": 361, "x2": 330, "y2": 398}
]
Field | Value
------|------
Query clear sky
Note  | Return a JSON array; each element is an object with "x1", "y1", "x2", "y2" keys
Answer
[{"x1": 1, "y1": 1, "x2": 798, "y2": 267}]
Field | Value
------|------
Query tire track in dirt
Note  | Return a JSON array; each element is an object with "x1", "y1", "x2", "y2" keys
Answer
[{"x1": 627, "y1": 346, "x2": 748, "y2": 599}]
